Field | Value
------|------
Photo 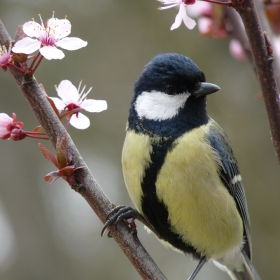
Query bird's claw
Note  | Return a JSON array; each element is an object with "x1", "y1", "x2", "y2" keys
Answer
[{"x1": 101, "y1": 205, "x2": 139, "y2": 237}]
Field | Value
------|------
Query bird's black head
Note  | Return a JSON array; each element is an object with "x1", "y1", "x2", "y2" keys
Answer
[
  {"x1": 134, "y1": 53, "x2": 207, "y2": 97},
  {"x1": 129, "y1": 53, "x2": 220, "y2": 136}
]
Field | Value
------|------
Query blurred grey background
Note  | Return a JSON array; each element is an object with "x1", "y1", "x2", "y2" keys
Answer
[{"x1": 0, "y1": 1, "x2": 279, "y2": 280}]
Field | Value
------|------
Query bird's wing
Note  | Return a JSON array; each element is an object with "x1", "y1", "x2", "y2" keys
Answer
[{"x1": 208, "y1": 119, "x2": 252, "y2": 259}]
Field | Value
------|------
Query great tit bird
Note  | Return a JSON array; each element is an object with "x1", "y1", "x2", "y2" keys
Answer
[{"x1": 103, "y1": 53, "x2": 261, "y2": 280}]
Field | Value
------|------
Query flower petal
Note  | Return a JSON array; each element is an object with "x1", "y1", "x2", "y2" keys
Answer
[
  {"x1": 170, "y1": 4, "x2": 196, "y2": 30},
  {"x1": 39, "y1": 45, "x2": 65, "y2": 60},
  {"x1": 51, "y1": 18, "x2": 72, "y2": 40},
  {"x1": 0, "y1": 113, "x2": 12, "y2": 137},
  {"x1": 22, "y1": 21, "x2": 43, "y2": 38},
  {"x1": 81, "y1": 99, "x2": 107, "y2": 112},
  {"x1": 0, "y1": 113, "x2": 12, "y2": 124},
  {"x1": 229, "y1": 39, "x2": 245, "y2": 62},
  {"x1": 56, "y1": 80, "x2": 79, "y2": 103},
  {"x1": 47, "y1": 18, "x2": 59, "y2": 29},
  {"x1": 159, "y1": 0, "x2": 181, "y2": 5},
  {"x1": 69, "y1": 113, "x2": 90, "y2": 129},
  {"x1": 198, "y1": 17, "x2": 212, "y2": 35},
  {"x1": 187, "y1": 1, "x2": 212, "y2": 17},
  {"x1": 182, "y1": 10, "x2": 196, "y2": 29},
  {"x1": 0, "y1": 128, "x2": 9, "y2": 137},
  {"x1": 56, "y1": 37, "x2": 88, "y2": 50},
  {"x1": 171, "y1": 4, "x2": 185, "y2": 30},
  {"x1": 159, "y1": 3, "x2": 181, "y2": 10},
  {"x1": 48, "y1": 97, "x2": 66, "y2": 110},
  {"x1": 12, "y1": 37, "x2": 41, "y2": 54},
  {"x1": 0, "y1": 128, "x2": 9, "y2": 136}
]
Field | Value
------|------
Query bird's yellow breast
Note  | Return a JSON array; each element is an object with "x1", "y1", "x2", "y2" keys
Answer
[
  {"x1": 122, "y1": 130, "x2": 152, "y2": 213},
  {"x1": 156, "y1": 125, "x2": 243, "y2": 258},
  {"x1": 122, "y1": 125, "x2": 243, "y2": 259}
]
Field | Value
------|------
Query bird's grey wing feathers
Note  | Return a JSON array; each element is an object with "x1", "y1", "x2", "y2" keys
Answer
[{"x1": 208, "y1": 120, "x2": 252, "y2": 259}]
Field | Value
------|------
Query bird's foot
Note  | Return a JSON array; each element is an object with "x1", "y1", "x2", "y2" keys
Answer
[{"x1": 101, "y1": 205, "x2": 144, "y2": 238}]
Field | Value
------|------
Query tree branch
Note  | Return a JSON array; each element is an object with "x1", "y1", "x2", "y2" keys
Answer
[
  {"x1": 0, "y1": 19, "x2": 167, "y2": 280},
  {"x1": 233, "y1": 0, "x2": 280, "y2": 164}
]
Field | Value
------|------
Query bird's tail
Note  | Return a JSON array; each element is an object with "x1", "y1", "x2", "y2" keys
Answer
[
  {"x1": 213, "y1": 250, "x2": 261, "y2": 280},
  {"x1": 227, "y1": 250, "x2": 261, "y2": 280}
]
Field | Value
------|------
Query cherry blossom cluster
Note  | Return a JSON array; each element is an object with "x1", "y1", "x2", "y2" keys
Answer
[
  {"x1": 1, "y1": 12, "x2": 107, "y2": 135},
  {"x1": 0, "y1": 12, "x2": 87, "y2": 74},
  {"x1": 157, "y1": 0, "x2": 280, "y2": 62},
  {"x1": 0, "y1": 12, "x2": 108, "y2": 184},
  {"x1": 0, "y1": 78, "x2": 107, "y2": 184},
  {"x1": 157, "y1": 0, "x2": 244, "y2": 60},
  {"x1": 0, "y1": 79, "x2": 107, "y2": 140}
]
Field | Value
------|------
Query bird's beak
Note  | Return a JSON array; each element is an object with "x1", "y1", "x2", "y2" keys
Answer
[{"x1": 193, "y1": 82, "x2": 220, "y2": 98}]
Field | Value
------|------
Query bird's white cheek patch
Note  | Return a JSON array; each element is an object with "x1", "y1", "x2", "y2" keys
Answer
[{"x1": 135, "y1": 91, "x2": 190, "y2": 121}]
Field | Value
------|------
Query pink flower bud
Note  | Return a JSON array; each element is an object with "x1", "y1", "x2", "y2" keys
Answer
[{"x1": 10, "y1": 128, "x2": 27, "y2": 141}]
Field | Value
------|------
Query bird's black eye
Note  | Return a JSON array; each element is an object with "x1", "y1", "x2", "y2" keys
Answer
[{"x1": 164, "y1": 84, "x2": 176, "y2": 95}]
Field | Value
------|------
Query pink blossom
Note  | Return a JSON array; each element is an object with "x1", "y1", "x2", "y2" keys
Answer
[
  {"x1": 0, "y1": 113, "x2": 48, "y2": 141},
  {"x1": 187, "y1": 1, "x2": 212, "y2": 18},
  {"x1": 50, "y1": 80, "x2": 107, "y2": 129},
  {"x1": 0, "y1": 113, "x2": 25, "y2": 140},
  {"x1": 188, "y1": 2, "x2": 229, "y2": 38},
  {"x1": 229, "y1": 39, "x2": 245, "y2": 62},
  {"x1": 158, "y1": 0, "x2": 196, "y2": 30},
  {"x1": 12, "y1": 13, "x2": 87, "y2": 60},
  {"x1": 0, "y1": 43, "x2": 13, "y2": 71},
  {"x1": 197, "y1": 17, "x2": 212, "y2": 35}
]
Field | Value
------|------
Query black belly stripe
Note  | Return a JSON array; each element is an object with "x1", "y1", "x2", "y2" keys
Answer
[
  {"x1": 128, "y1": 100, "x2": 210, "y2": 259},
  {"x1": 140, "y1": 137, "x2": 202, "y2": 259}
]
